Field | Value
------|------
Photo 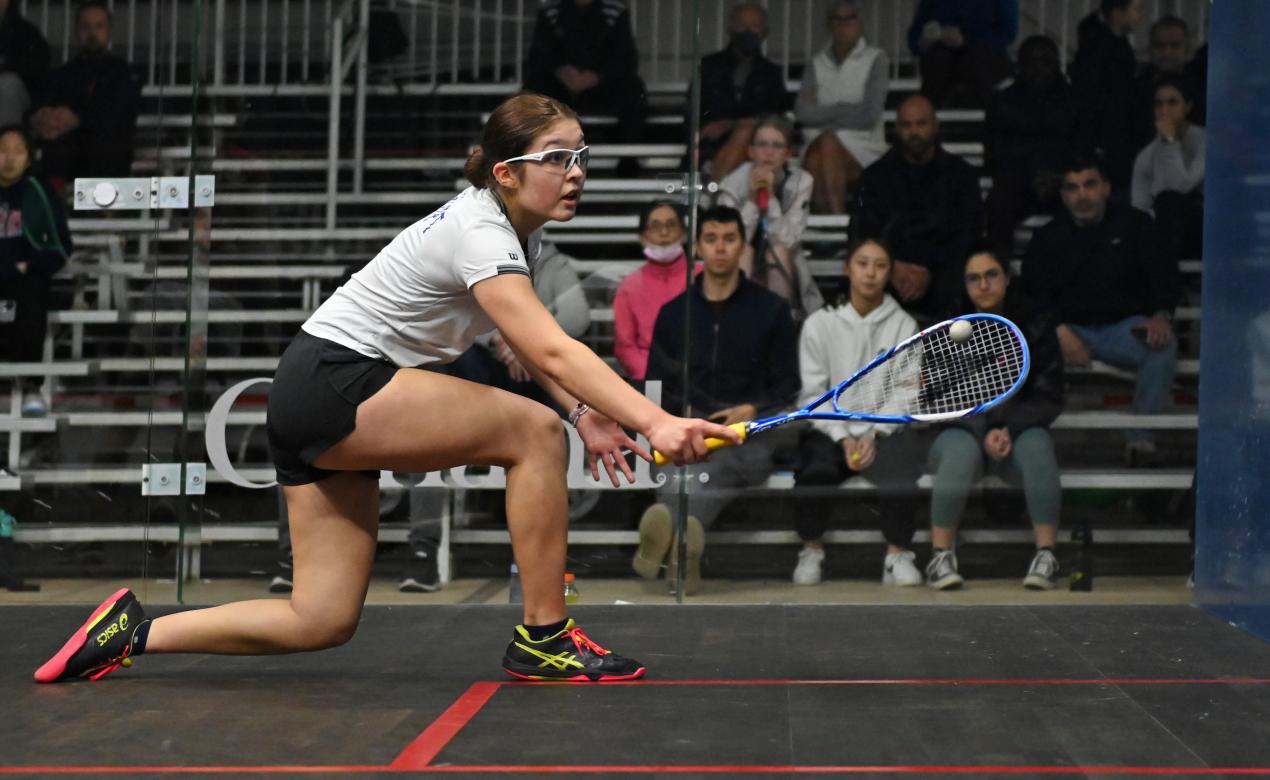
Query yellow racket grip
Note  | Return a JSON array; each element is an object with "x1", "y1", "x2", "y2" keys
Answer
[{"x1": 653, "y1": 422, "x2": 750, "y2": 466}]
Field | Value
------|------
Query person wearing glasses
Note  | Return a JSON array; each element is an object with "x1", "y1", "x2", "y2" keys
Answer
[
  {"x1": 795, "y1": 0, "x2": 890, "y2": 214},
  {"x1": 925, "y1": 245, "x2": 1065, "y2": 591},
  {"x1": 715, "y1": 114, "x2": 823, "y2": 323},
  {"x1": 34, "y1": 93, "x2": 740, "y2": 685}
]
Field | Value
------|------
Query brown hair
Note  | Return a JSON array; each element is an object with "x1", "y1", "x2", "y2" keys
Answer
[
  {"x1": 751, "y1": 113, "x2": 795, "y2": 148},
  {"x1": 463, "y1": 92, "x2": 580, "y2": 189}
]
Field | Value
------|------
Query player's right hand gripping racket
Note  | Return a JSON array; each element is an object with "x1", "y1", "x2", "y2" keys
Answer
[{"x1": 653, "y1": 313, "x2": 1030, "y2": 465}]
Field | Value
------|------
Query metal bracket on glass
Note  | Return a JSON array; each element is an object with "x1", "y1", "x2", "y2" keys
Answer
[
  {"x1": 74, "y1": 176, "x2": 216, "y2": 211},
  {"x1": 659, "y1": 173, "x2": 719, "y2": 196},
  {"x1": 142, "y1": 463, "x2": 208, "y2": 496}
]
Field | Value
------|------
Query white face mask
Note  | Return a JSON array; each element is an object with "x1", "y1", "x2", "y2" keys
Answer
[{"x1": 643, "y1": 243, "x2": 684, "y2": 264}]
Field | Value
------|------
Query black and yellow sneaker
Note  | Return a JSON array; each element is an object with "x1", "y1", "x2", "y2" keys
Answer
[
  {"x1": 502, "y1": 619, "x2": 646, "y2": 682},
  {"x1": 34, "y1": 588, "x2": 148, "y2": 683}
]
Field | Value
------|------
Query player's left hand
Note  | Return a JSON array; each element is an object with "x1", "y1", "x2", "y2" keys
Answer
[
  {"x1": 1144, "y1": 314, "x2": 1174, "y2": 349},
  {"x1": 576, "y1": 410, "x2": 649, "y2": 487}
]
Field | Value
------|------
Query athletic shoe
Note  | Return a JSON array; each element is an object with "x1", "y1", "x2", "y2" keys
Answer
[
  {"x1": 267, "y1": 559, "x2": 293, "y2": 593},
  {"x1": 926, "y1": 549, "x2": 964, "y2": 590},
  {"x1": 34, "y1": 588, "x2": 148, "y2": 683},
  {"x1": 1023, "y1": 548, "x2": 1060, "y2": 590},
  {"x1": 21, "y1": 393, "x2": 46, "y2": 418},
  {"x1": 792, "y1": 545, "x2": 825, "y2": 586},
  {"x1": 632, "y1": 503, "x2": 672, "y2": 579},
  {"x1": 502, "y1": 619, "x2": 645, "y2": 682},
  {"x1": 399, "y1": 541, "x2": 441, "y2": 593},
  {"x1": 666, "y1": 515, "x2": 704, "y2": 596},
  {"x1": 882, "y1": 549, "x2": 923, "y2": 586}
]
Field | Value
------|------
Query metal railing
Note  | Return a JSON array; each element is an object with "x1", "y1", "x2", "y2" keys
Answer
[{"x1": 21, "y1": 0, "x2": 1209, "y2": 91}]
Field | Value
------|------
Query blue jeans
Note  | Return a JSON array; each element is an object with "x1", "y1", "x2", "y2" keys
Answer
[{"x1": 1069, "y1": 316, "x2": 1177, "y2": 445}]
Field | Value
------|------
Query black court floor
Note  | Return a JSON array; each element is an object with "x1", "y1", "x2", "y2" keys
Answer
[{"x1": 6, "y1": 604, "x2": 1270, "y2": 777}]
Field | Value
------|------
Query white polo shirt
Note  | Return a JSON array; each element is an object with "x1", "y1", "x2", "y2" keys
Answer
[{"x1": 302, "y1": 187, "x2": 540, "y2": 367}]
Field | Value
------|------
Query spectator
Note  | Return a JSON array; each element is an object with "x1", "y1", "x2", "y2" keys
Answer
[
  {"x1": 695, "y1": 2, "x2": 790, "y2": 180},
  {"x1": 524, "y1": 0, "x2": 646, "y2": 171},
  {"x1": 613, "y1": 200, "x2": 694, "y2": 381},
  {"x1": 715, "y1": 114, "x2": 823, "y2": 322},
  {"x1": 1071, "y1": 0, "x2": 1143, "y2": 192},
  {"x1": 29, "y1": 0, "x2": 139, "y2": 193},
  {"x1": 925, "y1": 247, "x2": 1065, "y2": 591},
  {"x1": 1021, "y1": 153, "x2": 1179, "y2": 465},
  {"x1": 795, "y1": 0, "x2": 889, "y2": 214},
  {"x1": 790, "y1": 237, "x2": 924, "y2": 588},
  {"x1": 983, "y1": 35, "x2": 1079, "y2": 256},
  {"x1": 853, "y1": 94, "x2": 984, "y2": 321},
  {"x1": 1129, "y1": 16, "x2": 1192, "y2": 155},
  {"x1": 0, "y1": 0, "x2": 50, "y2": 126},
  {"x1": 0, "y1": 125, "x2": 72, "y2": 418},
  {"x1": 1132, "y1": 75, "x2": 1204, "y2": 264},
  {"x1": 907, "y1": 0, "x2": 1018, "y2": 109},
  {"x1": 442, "y1": 241, "x2": 592, "y2": 412},
  {"x1": 637, "y1": 206, "x2": 799, "y2": 595}
]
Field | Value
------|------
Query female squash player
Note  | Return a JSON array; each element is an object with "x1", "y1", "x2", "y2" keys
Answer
[{"x1": 35, "y1": 93, "x2": 739, "y2": 684}]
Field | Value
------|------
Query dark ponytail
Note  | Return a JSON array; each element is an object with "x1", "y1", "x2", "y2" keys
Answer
[{"x1": 463, "y1": 92, "x2": 579, "y2": 190}]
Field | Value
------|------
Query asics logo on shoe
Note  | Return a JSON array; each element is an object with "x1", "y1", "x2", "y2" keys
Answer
[
  {"x1": 513, "y1": 642, "x2": 584, "y2": 671},
  {"x1": 95, "y1": 613, "x2": 129, "y2": 647}
]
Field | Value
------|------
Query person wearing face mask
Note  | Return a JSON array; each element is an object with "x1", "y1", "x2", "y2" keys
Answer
[
  {"x1": 0, "y1": 125, "x2": 72, "y2": 419},
  {"x1": 693, "y1": 2, "x2": 791, "y2": 180},
  {"x1": 28, "y1": 0, "x2": 138, "y2": 193},
  {"x1": 613, "y1": 201, "x2": 696, "y2": 382},
  {"x1": 715, "y1": 114, "x2": 823, "y2": 323},
  {"x1": 925, "y1": 247, "x2": 1065, "y2": 591}
]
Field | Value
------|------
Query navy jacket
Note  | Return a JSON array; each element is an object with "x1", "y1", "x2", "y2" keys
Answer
[
  {"x1": 525, "y1": 0, "x2": 638, "y2": 86},
  {"x1": 696, "y1": 48, "x2": 789, "y2": 124},
  {"x1": 1071, "y1": 12, "x2": 1138, "y2": 187},
  {"x1": 1020, "y1": 203, "x2": 1179, "y2": 326},
  {"x1": 646, "y1": 274, "x2": 799, "y2": 418}
]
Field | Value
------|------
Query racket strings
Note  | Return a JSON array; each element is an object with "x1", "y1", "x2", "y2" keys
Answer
[{"x1": 833, "y1": 319, "x2": 1026, "y2": 417}]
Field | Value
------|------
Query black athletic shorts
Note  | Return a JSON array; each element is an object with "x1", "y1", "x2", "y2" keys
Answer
[{"x1": 266, "y1": 329, "x2": 399, "y2": 486}]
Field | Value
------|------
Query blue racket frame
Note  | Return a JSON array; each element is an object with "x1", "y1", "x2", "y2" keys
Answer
[{"x1": 745, "y1": 313, "x2": 1031, "y2": 436}]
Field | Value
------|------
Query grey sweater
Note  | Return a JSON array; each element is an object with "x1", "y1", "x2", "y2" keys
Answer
[{"x1": 1131, "y1": 123, "x2": 1205, "y2": 212}]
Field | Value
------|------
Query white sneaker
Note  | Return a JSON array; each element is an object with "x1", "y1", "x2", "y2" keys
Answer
[
  {"x1": 882, "y1": 550, "x2": 923, "y2": 586},
  {"x1": 20, "y1": 393, "x2": 47, "y2": 418},
  {"x1": 925, "y1": 549, "x2": 965, "y2": 590},
  {"x1": 1023, "y1": 548, "x2": 1060, "y2": 590},
  {"x1": 792, "y1": 546, "x2": 825, "y2": 586}
]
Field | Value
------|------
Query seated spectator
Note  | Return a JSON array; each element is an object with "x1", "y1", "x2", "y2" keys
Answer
[
  {"x1": 907, "y1": 0, "x2": 1018, "y2": 109},
  {"x1": 1021, "y1": 153, "x2": 1179, "y2": 466},
  {"x1": 790, "y1": 237, "x2": 923, "y2": 588},
  {"x1": 715, "y1": 115, "x2": 823, "y2": 322},
  {"x1": 0, "y1": 0, "x2": 50, "y2": 126},
  {"x1": 984, "y1": 35, "x2": 1078, "y2": 256},
  {"x1": 925, "y1": 247, "x2": 1065, "y2": 591},
  {"x1": 524, "y1": 0, "x2": 646, "y2": 170},
  {"x1": 613, "y1": 201, "x2": 693, "y2": 382},
  {"x1": 1132, "y1": 75, "x2": 1204, "y2": 264},
  {"x1": 1185, "y1": 41, "x2": 1207, "y2": 127},
  {"x1": 853, "y1": 94, "x2": 983, "y2": 321},
  {"x1": 795, "y1": 0, "x2": 889, "y2": 213},
  {"x1": 441, "y1": 241, "x2": 591, "y2": 413},
  {"x1": 1129, "y1": 15, "x2": 1192, "y2": 155},
  {"x1": 0, "y1": 126, "x2": 72, "y2": 418},
  {"x1": 1071, "y1": 0, "x2": 1143, "y2": 193},
  {"x1": 695, "y1": 2, "x2": 790, "y2": 180},
  {"x1": 637, "y1": 206, "x2": 798, "y2": 595},
  {"x1": 29, "y1": 0, "x2": 139, "y2": 193}
]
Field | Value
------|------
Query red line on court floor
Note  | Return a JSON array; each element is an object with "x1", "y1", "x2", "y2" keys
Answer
[
  {"x1": 389, "y1": 680, "x2": 502, "y2": 770},
  {"x1": 9, "y1": 677, "x2": 1270, "y2": 775}
]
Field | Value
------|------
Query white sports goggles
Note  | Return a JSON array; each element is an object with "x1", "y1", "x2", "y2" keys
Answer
[{"x1": 501, "y1": 146, "x2": 590, "y2": 173}]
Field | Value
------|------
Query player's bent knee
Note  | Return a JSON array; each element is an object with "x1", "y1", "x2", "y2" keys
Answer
[{"x1": 295, "y1": 614, "x2": 361, "y2": 650}]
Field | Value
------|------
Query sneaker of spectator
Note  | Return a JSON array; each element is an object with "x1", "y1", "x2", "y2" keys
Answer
[
  {"x1": 267, "y1": 559, "x2": 293, "y2": 594},
  {"x1": 925, "y1": 549, "x2": 964, "y2": 590},
  {"x1": 792, "y1": 544, "x2": 825, "y2": 586},
  {"x1": 883, "y1": 549, "x2": 923, "y2": 586},
  {"x1": 20, "y1": 391, "x2": 46, "y2": 418},
  {"x1": 399, "y1": 540, "x2": 441, "y2": 593},
  {"x1": 1023, "y1": 547, "x2": 1060, "y2": 590}
]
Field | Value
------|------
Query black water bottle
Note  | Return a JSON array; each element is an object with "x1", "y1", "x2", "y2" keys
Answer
[{"x1": 1069, "y1": 522, "x2": 1094, "y2": 592}]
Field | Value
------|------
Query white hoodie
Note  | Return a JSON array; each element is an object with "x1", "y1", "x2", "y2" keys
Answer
[{"x1": 797, "y1": 293, "x2": 918, "y2": 442}]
